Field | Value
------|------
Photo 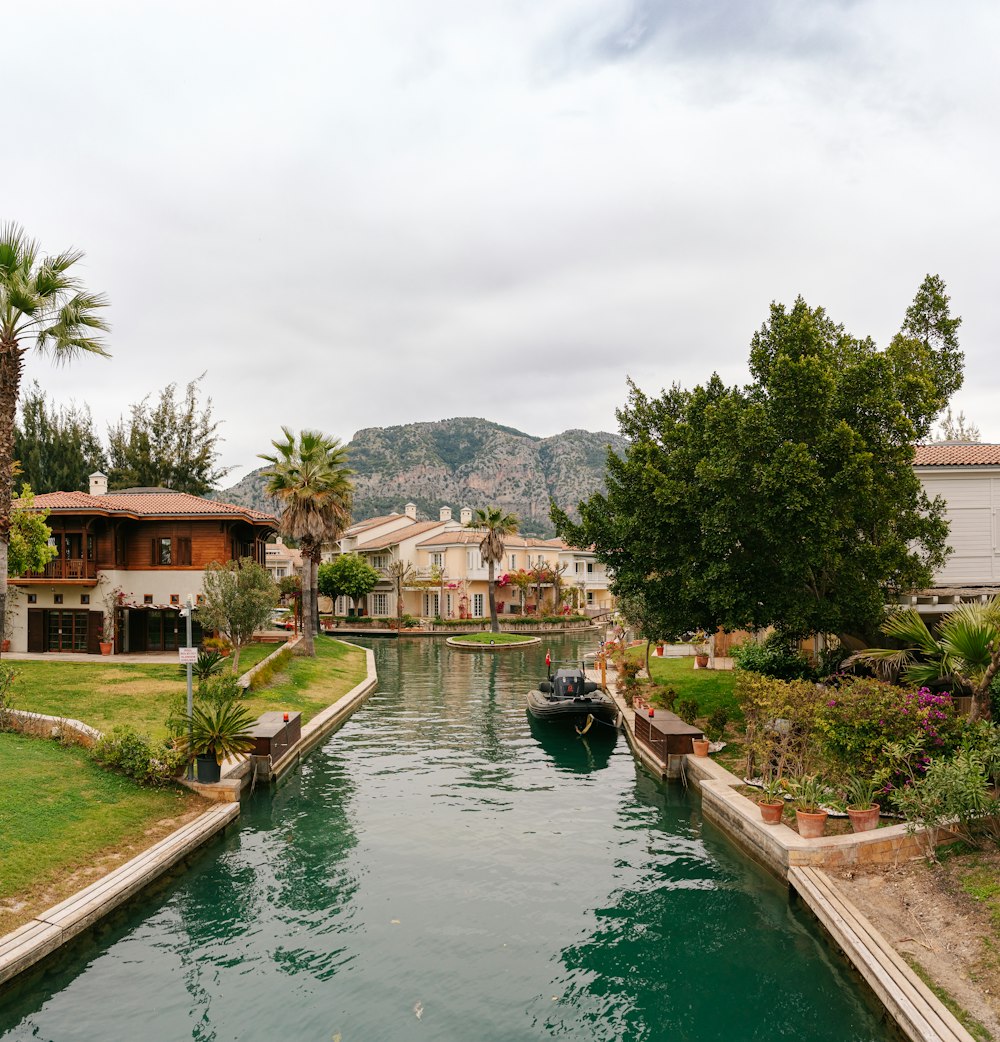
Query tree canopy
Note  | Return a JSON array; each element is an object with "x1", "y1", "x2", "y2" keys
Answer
[
  {"x1": 9, "y1": 485, "x2": 57, "y2": 578},
  {"x1": 197, "y1": 558, "x2": 278, "y2": 674},
  {"x1": 14, "y1": 382, "x2": 107, "y2": 493},
  {"x1": 555, "y1": 276, "x2": 962, "y2": 643},
  {"x1": 318, "y1": 554, "x2": 381, "y2": 612},
  {"x1": 107, "y1": 375, "x2": 229, "y2": 494}
]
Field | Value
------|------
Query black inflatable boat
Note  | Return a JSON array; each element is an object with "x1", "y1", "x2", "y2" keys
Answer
[{"x1": 526, "y1": 666, "x2": 617, "y2": 726}]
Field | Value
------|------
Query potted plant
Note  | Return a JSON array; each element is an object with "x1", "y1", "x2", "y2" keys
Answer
[
  {"x1": 844, "y1": 777, "x2": 880, "y2": 833},
  {"x1": 692, "y1": 737, "x2": 711, "y2": 757},
  {"x1": 757, "y1": 776, "x2": 785, "y2": 825},
  {"x1": 185, "y1": 700, "x2": 257, "y2": 783},
  {"x1": 786, "y1": 775, "x2": 832, "y2": 838},
  {"x1": 100, "y1": 583, "x2": 124, "y2": 655},
  {"x1": 691, "y1": 630, "x2": 710, "y2": 668}
]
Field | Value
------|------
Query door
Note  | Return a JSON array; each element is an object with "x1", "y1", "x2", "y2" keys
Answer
[
  {"x1": 87, "y1": 611, "x2": 102, "y2": 654},
  {"x1": 27, "y1": 609, "x2": 44, "y2": 652}
]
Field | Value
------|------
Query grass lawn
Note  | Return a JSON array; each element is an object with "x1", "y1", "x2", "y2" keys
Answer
[
  {"x1": 11, "y1": 639, "x2": 366, "y2": 740},
  {"x1": 634, "y1": 651, "x2": 742, "y2": 720},
  {"x1": 450, "y1": 632, "x2": 536, "y2": 645},
  {"x1": 239, "y1": 636, "x2": 368, "y2": 723},
  {"x1": 0, "y1": 731, "x2": 207, "y2": 934}
]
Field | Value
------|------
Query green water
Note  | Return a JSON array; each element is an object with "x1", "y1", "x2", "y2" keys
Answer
[{"x1": 0, "y1": 636, "x2": 893, "y2": 1041}]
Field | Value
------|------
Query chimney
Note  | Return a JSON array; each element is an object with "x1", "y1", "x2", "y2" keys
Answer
[
  {"x1": 439, "y1": 506, "x2": 452, "y2": 522},
  {"x1": 460, "y1": 507, "x2": 473, "y2": 525},
  {"x1": 405, "y1": 503, "x2": 417, "y2": 520},
  {"x1": 90, "y1": 472, "x2": 108, "y2": 496}
]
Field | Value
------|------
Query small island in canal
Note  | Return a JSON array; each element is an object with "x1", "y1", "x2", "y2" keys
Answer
[{"x1": 446, "y1": 632, "x2": 541, "y2": 649}]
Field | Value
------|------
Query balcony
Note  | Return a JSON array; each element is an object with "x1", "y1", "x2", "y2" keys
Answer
[{"x1": 19, "y1": 558, "x2": 98, "y2": 582}]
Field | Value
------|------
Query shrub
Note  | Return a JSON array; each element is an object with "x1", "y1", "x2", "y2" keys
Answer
[
  {"x1": 732, "y1": 635, "x2": 817, "y2": 681},
  {"x1": 736, "y1": 672, "x2": 828, "y2": 781},
  {"x1": 816, "y1": 679, "x2": 963, "y2": 781},
  {"x1": 0, "y1": 663, "x2": 18, "y2": 730},
  {"x1": 707, "y1": 707, "x2": 729, "y2": 742},
  {"x1": 92, "y1": 726, "x2": 182, "y2": 786},
  {"x1": 676, "y1": 698, "x2": 700, "y2": 724},
  {"x1": 248, "y1": 647, "x2": 292, "y2": 690}
]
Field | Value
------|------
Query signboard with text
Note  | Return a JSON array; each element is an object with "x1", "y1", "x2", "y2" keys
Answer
[{"x1": 178, "y1": 647, "x2": 198, "y2": 664}]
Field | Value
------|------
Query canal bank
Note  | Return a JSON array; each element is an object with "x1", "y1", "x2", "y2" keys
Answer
[
  {"x1": 601, "y1": 664, "x2": 975, "y2": 1042},
  {"x1": 0, "y1": 638, "x2": 378, "y2": 989},
  {"x1": 1, "y1": 635, "x2": 900, "y2": 1041}
]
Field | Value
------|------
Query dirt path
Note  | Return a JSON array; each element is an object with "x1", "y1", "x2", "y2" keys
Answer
[{"x1": 834, "y1": 850, "x2": 1000, "y2": 1041}]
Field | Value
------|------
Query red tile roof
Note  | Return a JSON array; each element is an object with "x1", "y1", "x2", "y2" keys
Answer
[
  {"x1": 27, "y1": 490, "x2": 277, "y2": 524},
  {"x1": 345, "y1": 513, "x2": 404, "y2": 535},
  {"x1": 356, "y1": 520, "x2": 446, "y2": 549},
  {"x1": 416, "y1": 531, "x2": 569, "y2": 550},
  {"x1": 913, "y1": 444, "x2": 1000, "y2": 466}
]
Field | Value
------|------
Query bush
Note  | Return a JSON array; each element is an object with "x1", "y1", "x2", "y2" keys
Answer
[
  {"x1": 736, "y1": 673, "x2": 828, "y2": 781},
  {"x1": 732, "y1": 635, "x2": 817, "y2": 681},
  {"x1": 816, "y1": 679, "x2": 964, "y2": 781},
  {"x1": 676, "y1": 698, "x2": 700, "y2": 723},
  {"x1": 166, "y1": 672, "x2": 246, "y2": 739},
  {"x1": 707, "y1": 707, "x2": 729, "y2": 742},
  {"x1": 92, "y1": 725, "x2": 182, "y2": 786},
  {"x1": 248, "y1": 647, "x2": 292, "y2": 690},
  {"x1": 0, "y1": 663, "x2": 18, "y2": 730}
]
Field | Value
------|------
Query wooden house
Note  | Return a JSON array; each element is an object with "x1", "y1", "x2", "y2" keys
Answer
[{"x1": 12, "y1": 473, "x2": 276, "y2": 655}]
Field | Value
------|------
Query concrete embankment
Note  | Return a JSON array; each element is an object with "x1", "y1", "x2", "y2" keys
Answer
[{"x1": 598, "y1": 665, "x2": 974, "y2": 1042}]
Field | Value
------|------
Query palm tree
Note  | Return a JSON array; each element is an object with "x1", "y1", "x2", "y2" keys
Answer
[
  {"x1": 465, "y1": 507, "x2": 519, "y2": 632},
  {"x1": 260, "y1": 428, "x2": 352, "y2": 656},
  {"x1": 0, "y1": 225, "x2": 109, "y2": 652},
  {"x1": 850, "y1": 599, "x2": 1000, "y2": 721}
]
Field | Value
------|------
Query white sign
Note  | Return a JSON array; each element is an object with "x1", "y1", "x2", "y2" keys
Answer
[{"x1": 178, "y1": 647, "x2": 198, "y2": 664}]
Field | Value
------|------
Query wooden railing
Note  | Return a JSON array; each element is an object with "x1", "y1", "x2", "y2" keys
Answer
[{"x1": 23, "y1": 558, "x2": 97, "y2": 581}]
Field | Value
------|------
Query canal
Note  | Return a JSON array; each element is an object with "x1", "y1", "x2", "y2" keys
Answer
[{"x1": 0, "y1": 635, "x2": 894, "y2": 1041}]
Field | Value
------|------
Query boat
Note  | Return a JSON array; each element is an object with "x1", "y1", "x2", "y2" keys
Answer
[{"x1": 526, "y1": 664, "x2": 617, "y2": 728}]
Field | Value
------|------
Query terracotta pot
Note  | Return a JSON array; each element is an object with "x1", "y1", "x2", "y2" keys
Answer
[
  {"x1": 692, "y1": 738, "x2": 710, "y2": 757},
  {"x1": 847, "y1": 805, "x2": 880, "y2": 833},
  {"x1": 795, "y1": 809, "x2": 829, "y2": 839},
  {"x1": 99, "y1": 641, "x2": 112, "y2": 656},
  {"x1": 1, "y1": 639, "x2": 9, "y2": 653},
  {"x1": 655, "y1": 644, "x2": 664, "y2": 656},
  {"x1": 758, "y1": 800, "x2": 784, "y2": 825},
  {"x1": 695, "y1": 653, "x2": 709, "y2": 668}
]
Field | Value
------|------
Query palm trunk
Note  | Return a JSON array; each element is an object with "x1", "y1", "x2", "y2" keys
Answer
[
  {"x1": 298, "y1": 554, "x2": 315, "y2": 656},
  {"x1": 0, "y1": 341, "x2": 24, "y2": 660},
  {"x1": 487, "y1": 559, "x2": 499, "y2": 632},
  {"x1": 312, "y1": 555, "x2": 320, "y2": 637}
]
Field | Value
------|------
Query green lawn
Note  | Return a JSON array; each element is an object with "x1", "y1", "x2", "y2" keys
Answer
[
  {"x1": 450, "y1": 632, "x2": 536, "y2": 645},
  {"x1": 11, "y1": 639, "x2": 366, "y2": 740},
  {"x1": 0, "y1": 732, "x2": 205, "y2": 933},
  {"x1": 631, "y1": 650, "x2": 742, "y2": 720}
]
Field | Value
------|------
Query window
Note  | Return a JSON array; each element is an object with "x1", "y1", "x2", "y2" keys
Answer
[
  {"x1": 423, "y1": 592, "x2": 439, "y2": 616},
  {"x1": 472, "y1": 593, "x2": 484, "y2": 617},
  {"x1": 445, "y1": 593, "x2": 452, "y2": 617},
  {"x1": 587, "y1": 562, "x2": 594, "y2": 574},
  {"x1": 466, "y1": 550, "x2": 476, "y2": 570},
  {"x1": 574, "y1": 562, "x2": 582, "y2": 573},
  {"x1": 275, "y1": 567, "x2": 286, "y2": 579},
  {"x1": 27, "y1": 594, "x2": 37, "y2": 604},
  {"x1": 144, "y1": 594, "x2": 153, "y2": 604},
  {"x1": 371, "y1": 554, "x2": 388, "y2": 570},
  {"x1": 54, "y1": 594, "x2": 64, "y2": 605},
  {"x1": 196, "y1": 594, "x2": 205, "y2": 606},
  {"x1": 152, "y1": 537, "x2": 172, "y2": 565},
  {"x1": 431, "y1": 552, "x2": 444, "y2": 569},
  {"x1": 170, "y1": 594, "x2": 180, "y2": 605},
  {"x1": 509, "y1": 554, "x2": 516, "y2": 570},
  {"x1": 80, "y1": 594, "x2": 90, "y2": 605},
  {"x1": 587, "y1": 591, "x2": 594, "y2": 605},
  {"x1": 372, "y1": 593, "x2": 389, "y2": 616}
]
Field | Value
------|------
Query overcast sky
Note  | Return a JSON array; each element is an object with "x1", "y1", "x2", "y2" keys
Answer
[{"x1": 6, "y1": 0, "x2": 998, "y2": 482}]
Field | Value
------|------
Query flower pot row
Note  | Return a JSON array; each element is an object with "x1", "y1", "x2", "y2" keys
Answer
[{"x1": 755, "y1": 775, "x2": 882, "y2": 838}]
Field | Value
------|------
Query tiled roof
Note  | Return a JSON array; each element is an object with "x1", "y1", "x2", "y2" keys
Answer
[
  {"x1": 913, "y1": 443, "x2": 1000, "y2": 466},
  {"x1": 416, "y1": 531, "x2": 569, "y2": 550},
  {"x1": 356, "y1": 520, "x2": 445, "y2": 550},
  {"x1": 345, "y1": 513, "x2": 404, "y2": 535},
  {"x1": 27, "y1": 490, "x2": 277, "y2": 524}
]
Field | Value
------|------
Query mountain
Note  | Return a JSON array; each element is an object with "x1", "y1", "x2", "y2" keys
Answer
[{"x1": 216, "y1": 417, "x2": 626, "y2": 537}]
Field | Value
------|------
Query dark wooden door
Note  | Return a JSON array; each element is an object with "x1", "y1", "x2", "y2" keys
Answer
[
  {"x1": 87, "y1": 611, "x2": 102, "y2": 655},
  {"x1": 27, "y1": 609, "x2": 45, "y2": 652}
]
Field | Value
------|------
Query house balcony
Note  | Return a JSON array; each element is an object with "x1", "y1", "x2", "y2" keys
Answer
[{"x1": 17, "y1": 558, "x2": 98, "y2": 583}]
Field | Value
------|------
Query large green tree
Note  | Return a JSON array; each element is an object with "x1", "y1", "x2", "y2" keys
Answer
[
  {"x1": 14, "y1": 381, "x2": 106, "y2": 493},
  {"x1": 198, "y1": 557, "x2": 279, "y2": 674},
  {"x1": 318, "y1": 554, "x2": 381, "y2": 615},
  {"x1": 9, "y1": 485, "x2": 58, "y2": 578},
  {"x1": 107, "y1": 374, "x2": 229, "y2": 494},
  {"x1": 557, "y1": 276, "x2": 962, "y2": 645},
  {"x1": 0, "y1": 225, "x2": 110, "y2": 653},
  {"x1": 465, "y1": 506, "x2": 519, "y2": 632},
  {"x1": 260, "y1": 429, "x2": 353, "y2": 655}
]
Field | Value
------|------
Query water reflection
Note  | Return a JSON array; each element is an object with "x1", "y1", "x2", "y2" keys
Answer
[{"x1": 0, "y1": 634, "x2": 890, "y2": 1042}]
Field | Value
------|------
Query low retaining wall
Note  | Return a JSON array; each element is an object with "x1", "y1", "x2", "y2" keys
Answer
[
  {"x1": 0, "y1": 803, "x2": 239, "y2": 988},
  {"x1": 2, "y1": 710, "x2": 102, "y2": 748}
]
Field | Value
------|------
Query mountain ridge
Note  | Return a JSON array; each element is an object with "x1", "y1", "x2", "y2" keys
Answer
[{"x1": 216, "y1": 416, "x2": 625, "y2": 537}]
